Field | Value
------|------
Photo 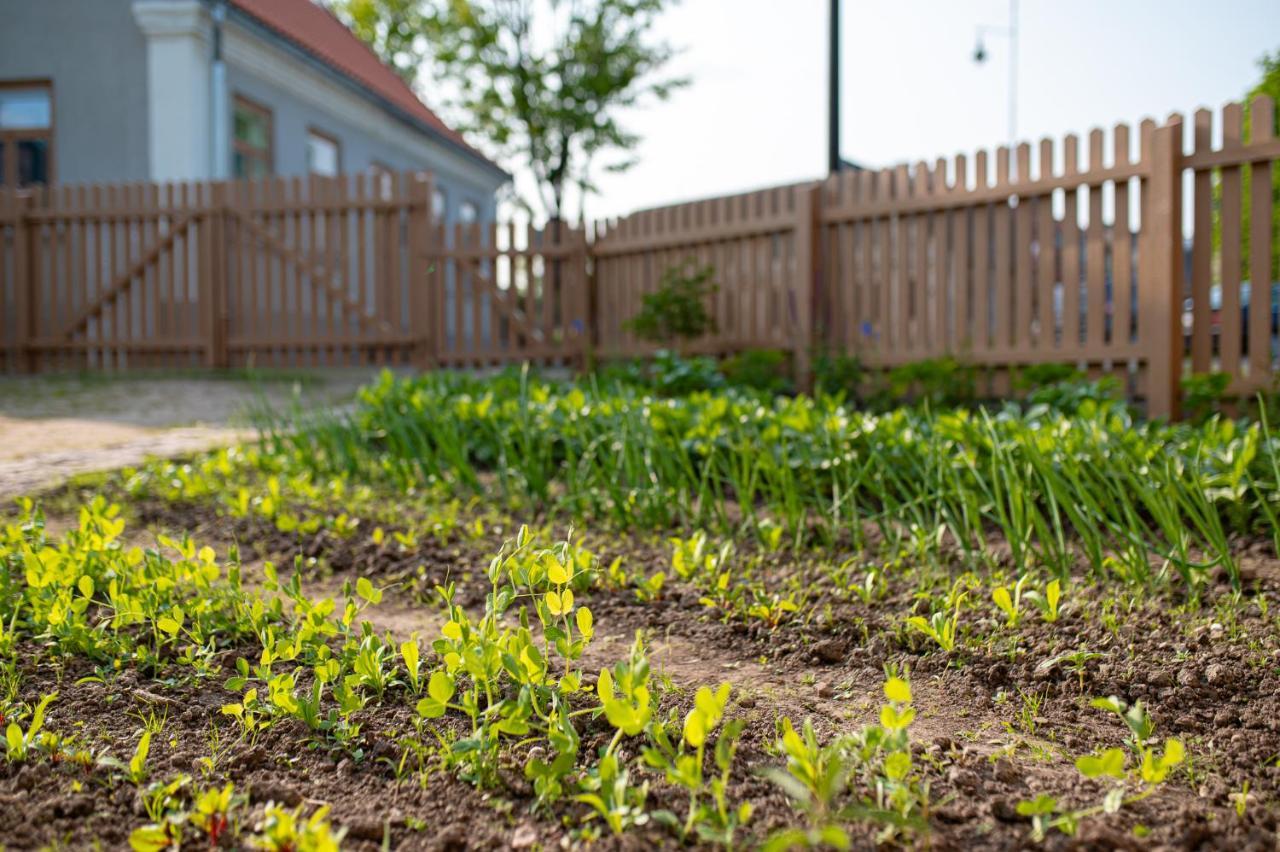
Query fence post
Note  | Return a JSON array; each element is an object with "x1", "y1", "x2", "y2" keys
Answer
[
  {"x1": 1141, "y1": 117, "x2": 1184, "y2": 420},
  {"x1": 198, "y1": 181, "x2": 226, "y2": 368},
  {"x1": 11, "y1": 193, "x2": 36, "y2": 373},
  {"x1": 407, "y1": 173, "x2": 432, "y2": 370},
  {"x1": 793, "y1": 183, "x2": 823, "y2": 392},
  {"x1": 212, "y1": 180, "x2": 230, "y2": 368},
  {"x1": 584, "y1": 221, "x2": 599, "y2": 372}
]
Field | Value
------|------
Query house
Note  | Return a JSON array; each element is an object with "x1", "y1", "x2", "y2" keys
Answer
[{"x1": 0, "y1": 0, "x2": 508, "y2": 223}]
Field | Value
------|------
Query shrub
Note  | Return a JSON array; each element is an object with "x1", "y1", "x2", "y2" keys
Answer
[
  {"x1": 1014, "y1": 363, "x2": 1084, "y2": 392},
  {"x1": 812, "y1": 350, "x2": 864, "y2": 398},
  {"x1": 886, "y1": 357, "x2": 976, "y2": 407},
  {"x1": 1181, "y1": 371, "x2": 1230, "y2": 423},
  {"x1": 721, "y1": 349, "x2": 793, "y2": 395},
  {"x1": 596, "y1": 351, "x2": 725, "y2": 396},
  {"x1": 625, "y1": 262, "x2": 717, "y2": 345},
  {"x1": 1026, "y1": 376, "x2": 1123, "y2": 415}
]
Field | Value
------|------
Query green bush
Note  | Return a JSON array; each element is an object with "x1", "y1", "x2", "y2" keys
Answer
[
  {"x1": 1181, "y1": 372, "x2": 1231, "y2": 423},
  {"x1": 813, "y1": 350, "x2": 864, "y2": 399},
  {"x1": 1014, "y1": 363, "x2": 1084, "y2": 392},
  {"x1": 596, "y1": 351, "x2": 725, "y2": 396},
  {"x1": 721, "y1": 349, "x2": 793, "y2": 395},
  {"x1": 1026, "y1": 377, "x2": 1124, "y2": 415},
  {"x1": 625, "y1": 262, "x2": 717, "y2": 344},
  {"x1": 885, "y1": 357, "x2": 976, "y2": 407}
]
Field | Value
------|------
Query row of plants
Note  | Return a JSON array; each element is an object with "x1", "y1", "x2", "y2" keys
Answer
[
  {"x1": 249, "y1": 369, "x2": 1278, "y2": 596},
  {"x1": 3, "y1": 488, "x2": 1205, "y2": 848}
]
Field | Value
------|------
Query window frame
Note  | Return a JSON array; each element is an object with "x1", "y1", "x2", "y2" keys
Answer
[
  {"x1": 368, "y1": 160, "x2": 395, "y2": 199},
  {"x1": 305, "y1": 125, "x2": 342, "y2": 178},
  {"x1": 0, "y1": 79, "x2": 55, "y2": 189},
  {"x1": 232, "y1": 94, "x2": 273, "y2": 178}
]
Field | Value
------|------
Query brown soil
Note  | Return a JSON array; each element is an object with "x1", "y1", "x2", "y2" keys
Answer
[{"x1": 2, "y1": 496, "x2": 1279, "y2": 850}]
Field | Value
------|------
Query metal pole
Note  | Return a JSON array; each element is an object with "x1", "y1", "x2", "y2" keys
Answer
[
  {"x1": 1008, "y1": 0, "x2": 1018, "y2": 151},
  {"x1": 828, "y1": 0, "x2": 841, "y2": 174}
]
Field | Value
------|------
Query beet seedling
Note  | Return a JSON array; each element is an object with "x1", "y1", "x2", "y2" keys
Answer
[
  {"x1": 252, "y1": 802, "x2": 345, "y2": 851},
  {"x1": 991, "y1": 576, "x2": 1028, "y2": 627},
  {"x1": 1090, "y1": 696, "x2": 1155, "y2": 747},
  {"x1": 4, "y1": 692, "x2": 55, "y2": 763},
  {"x1": 906, "y1": 599, "x2": 963, "y2": 653},
  {"x1": 1025, "y1": 579, "x2": 1063, "y2": 623}
]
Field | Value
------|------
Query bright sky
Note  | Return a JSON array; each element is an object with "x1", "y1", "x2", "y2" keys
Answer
[{"x1": 557, "y1": 0, "x2": 1280, "y2": 223}]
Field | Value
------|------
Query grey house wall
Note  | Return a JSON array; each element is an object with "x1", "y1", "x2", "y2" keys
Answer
[
  {"x1": 225, "y1": 67, "x2": 495, "y2": 225},
  {"x1": 0, "y1": 0, "x2": 150, "y2": 183},
  {"x1": 0, "y1": 0, "x2": 501, "y2": 227}
]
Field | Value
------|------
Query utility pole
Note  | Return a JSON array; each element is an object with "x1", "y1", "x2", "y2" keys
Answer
[{"x1": 828, "y1": 0, "x2": 841, "y2": 174}]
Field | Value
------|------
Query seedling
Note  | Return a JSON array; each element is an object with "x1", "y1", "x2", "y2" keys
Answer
[
  {"x1": 1090, "y1": 696, "x2": 1155, "y2": 746},
  {"x1": 991, "y1": 576, "x2": 1029, "y2": 627},
  {"x1": 4, "y1": 693, "x2": 55, "y2": 763},
  {"x1": 906, "y1": 596, "x2": 963, "y2": 653},
  {"x1": 1025, "y1": 579, "x2": 1064, "y2": 623},
  {"x1": 643, "y1": 683, "x2": 752, "y2": 845}
]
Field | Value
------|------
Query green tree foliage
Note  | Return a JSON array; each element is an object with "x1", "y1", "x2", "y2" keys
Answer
[
  {"x1": 326, "y1": 0, "x2": 431, "y2": 86},
  {"x1": 1243, "y1": 50, "x2": 1280, "y2": 282},
  {"x1": 332, "y1": 0, "x2": 686, "y2": 222},
  {"x1": 428, "y1": 0, "x2": 685, "y2": 221},
  {"x1": 1214, "y1": 49, "x2": 1280, "y2": 282}
]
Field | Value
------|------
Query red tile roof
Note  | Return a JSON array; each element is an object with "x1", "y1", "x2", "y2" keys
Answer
[{"x1": 229, "y1": 0, "x2": 503, "y2": 174}]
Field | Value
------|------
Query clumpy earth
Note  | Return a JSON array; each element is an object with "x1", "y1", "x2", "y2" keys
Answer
[{"x1": 2, "y1": 486, "x2": 1278, "y2": 850}]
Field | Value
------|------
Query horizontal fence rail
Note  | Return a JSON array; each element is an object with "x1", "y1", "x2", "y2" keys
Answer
[
  {"x1": 3, "y1": 98, "x2": 1277, "y2": 418},
  {"x1": 0, "y1": 172, "x2": 585, "y2": 373},
  {"x1": 589, "y1": 98, "x2": 1279, "y2": 417}
]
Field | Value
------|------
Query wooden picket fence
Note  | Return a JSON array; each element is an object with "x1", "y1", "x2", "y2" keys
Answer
[
  {"x1": 592, "y1": 97, "x2": 1280, "y2": 417},
  {"x1": 0, "y1": 173, "x2": 587, "y2": 373},
  {"x1": 2, "y1": 97, "x2": 1278, "y2": 417}
]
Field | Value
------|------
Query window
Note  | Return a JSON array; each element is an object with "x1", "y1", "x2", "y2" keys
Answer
[
  {"x1": 0, "y1": 81, "x2": 53, "y2": 189},
  {"x1": 232, "y1": 95, "x2": 272, "y2": 178},
  {"x1": 369, "y1": 161, "x2": 394, "y2": 199},
  {"x1": 431, "y1": 186, "x2": 447, "y2": 221},
  {"x1": 459, "y1": 200, "x2": 479, "y2": 224},
  {"x1": 306, "y1": 128, "x2": 340, "y2": 177}
]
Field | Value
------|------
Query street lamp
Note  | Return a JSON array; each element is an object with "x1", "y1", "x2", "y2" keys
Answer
[
  {"x1": 829, "y1": 0, "x2": 841, "y2": 174},
  {"x1": 973, "y1": 0, "x2": 1019, "y2": 156}
]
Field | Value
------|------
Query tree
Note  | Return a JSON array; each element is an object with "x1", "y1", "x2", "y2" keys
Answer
[
  {"x1": 1208, "y1": 49, "x2": 1280, "y2": 290},
  {"x1": 326, "y1": 0, "x2": 430, "y2": 86},
  {"x1": 335, "y1": 0, "x2": 687, "y2": 223},
  {"x1": 1242, "y1": 49, "x2": 1280, "y2": 283}
]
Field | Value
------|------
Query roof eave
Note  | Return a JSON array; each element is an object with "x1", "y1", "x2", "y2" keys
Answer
[{"x1": 218, "y1": 1, "x2": 510, "y2": 182}]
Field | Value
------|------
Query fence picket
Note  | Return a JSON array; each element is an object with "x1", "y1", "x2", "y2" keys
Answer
[
  {"x1": 1249, "y1": 95, "x2": 1274, "y2": 384},
  {"x1": 0, "y1": 113, "x2": 1273, "y2": 416}
]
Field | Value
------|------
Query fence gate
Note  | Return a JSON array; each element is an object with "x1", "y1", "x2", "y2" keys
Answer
[
  {"x1": 221, "y1": 173, "x2": 431, "y2": 368},
  {"x1": 1, "y1": 183, "x2": 216, "y2": 372}
]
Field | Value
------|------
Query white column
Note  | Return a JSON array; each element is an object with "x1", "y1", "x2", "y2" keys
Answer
[{"x1": 132, "y1": 0, "x2": 213, "y2": 181}]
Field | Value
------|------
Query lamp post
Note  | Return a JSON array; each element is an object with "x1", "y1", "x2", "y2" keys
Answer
[
  {"x1": 973, "y1": 0, "x2": 1019, "y2": 157},
  {"x1": 828, "y1": 0, "x2": 841, "y2": 174}
]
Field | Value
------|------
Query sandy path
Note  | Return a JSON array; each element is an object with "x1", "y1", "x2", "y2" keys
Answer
[
  {"x1": 0, "y1": 417, "x2": 247, "y2": 502},
  {"x1": 0, "y1": 370, "x2": 377, "y2": 501}
]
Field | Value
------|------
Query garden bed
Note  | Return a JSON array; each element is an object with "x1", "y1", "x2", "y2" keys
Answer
[{"x1": 1, "y1": 371, "x2": 1278, "y2": 849}]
